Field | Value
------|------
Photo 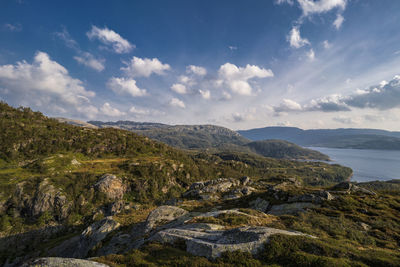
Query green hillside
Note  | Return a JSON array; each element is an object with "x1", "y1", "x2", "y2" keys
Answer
[
  {"x1": 245, "y1": 139, "x2": 330, "y2": 160},
  {"x1": 0, "y1": 102, "x2": 366, "y2": 266},
  {"x1": 89, "y1": 121, "x2": 250, "y2": 149},
  {"x1": 87, "y1": 120, "x2": 329, "y2": 160}
]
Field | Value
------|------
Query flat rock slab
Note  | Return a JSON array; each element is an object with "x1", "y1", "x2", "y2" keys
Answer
[
  {"x1": 150, "y1": 224, "x2": 313, "y2": 259},
  {"x1": 21, "y1": 257, "x2": 109, "y2": 267},
  {"x1": 145, "y1": 205, "x2": 188, "y2": 232}
]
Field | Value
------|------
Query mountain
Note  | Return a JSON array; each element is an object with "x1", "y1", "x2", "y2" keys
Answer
[
  {"x1": 244, "y1": 139, "x2": 330, "y2": 160},
  {"x1": 88, "y1": 121, "x2": 250, "y2": 149},
  {"x1": 86, "y1": 120, "x2": 328, "y2": 160},
  {"x1": 238, "y1": 126, "x2": 400, "y2": 150}
]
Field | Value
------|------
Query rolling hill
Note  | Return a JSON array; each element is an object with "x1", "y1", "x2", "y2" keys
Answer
[{"x1": 86, "y1": 120, "x2": 329, "y2": 160}]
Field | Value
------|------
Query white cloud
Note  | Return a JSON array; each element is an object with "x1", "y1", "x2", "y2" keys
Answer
[
  {"x1": 56, "y1": 28, "x2": 105, "y2": 72},
  {"x1": 3, "y1": 23, "x2": 22, "y2": 32},
  {"x1": 169, "y1": 97, "x2": 185, "y2": 108},
  {"x1": 199, "y1": 89, "x2": 211, "y2": 99},
  {"x1": 306, "y1": 94, "x2": 350, "y2": 111},
  {"x1": 345, "y1": 75, "x2": 400, "y2": 110},
  {"x1": 231, "y1": 111, "x2": 256, "y2": 123},
  {"x1": 228, "y1": 46, "x2": 238, "y2": 51},
  {"x1": 178, "y1": 75, "x2": 191, "y2": 84},
  {"x1": 271, "y1": 74, "x2": 400, "y2": 114},
  {"x1": 323, "y1": 40, "x2": 331, "y2": 49},
  {"x1": 107, "y1": 77, "x2": 147, "y2": 97},
  {"x1": 171, "y1": 83, "x2": 187, "y2": 94},
  {"x1": 287, "y1": 26, "x2": 310, "y2": 48},
  {"x1": 74, "y1": 52, "x2": 105, "y2": 72},
  {"x1": 333, "y1": 13, "x2": 344, "y2": 29},
  {"x1": 55, "y1": 28, "x2": 79, "y2": 49},
  {"x1": 129, "y1": 106, "x2": 150, "y2": 115},
  {"x1": 274, "y1": 99, "x2": 303, "y2": 112},
  {"x1": 307, "y1": 49, "x2": 315, "y2": 60},
  {"x1": 187, "y1": 65, "x2": 207, "y2": 76},
  {"x1": 0, "y1": 51, "x2": 97, "y2": 118},
  {"x1": 297, "y1": 0, "x2": 346, "y2": 16},
  {"x1": 221, "y1": 91, "x2": 232, "y2": 100},
  {"x1": 100, "y1": 102, "x2": 126, "y2": 117},
  {"x1": 122, "y1": 56, "x2": 170, "y2": 77},
  {"x1": 87, "y1": 26, "x2": 134, "y2": 54},
  {"x1": 218, "y1": 63, "x2": 274, "y2": 95}
]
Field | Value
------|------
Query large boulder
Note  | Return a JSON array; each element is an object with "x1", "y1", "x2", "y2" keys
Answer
[
  {"x1": 94, "y1": 174, "x2": 127, "y2": 200},
  {"x1": 50, "y1": 217, "x2": 120, "y2": 258},
  {"x1": 21, "y1": 257, "x2": 109, "y2": 267},
  {"x1": 150, "y1": 224, "x2": 313, "y2": 259},
  {"x1": 249, "y1": 197, "x2": 270, "y2": 212},
  {"x1": 10, "y1": 179, "x2": 71, "y2": 221},
  {"x1": 144, "y1": 205, "x2": 189, "y2": 233}
]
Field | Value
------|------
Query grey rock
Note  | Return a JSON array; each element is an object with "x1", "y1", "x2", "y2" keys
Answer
[
  {"x1": 360, "y1": 222, "x2": 370, "y2": 231},
  {"x1": 145, "y1": 205, "x2": 188, "y2": 233},
  {"x1": 150, "y1": 224, "x2": 313, "y2": 259},
  {"x1": 268, "y1": 202, "x2": 318, "y2": 215},
  {"x1": 94, "y1": 174, "x2": 127, "y2": 200},
  {"x1": 184, "y1": 178, "x2": 240, "y2": 199},
  {"x1": 331, "y1": 182, "x2": 376, "y2": 195},
  {"x1": 31, "y1": 179, "x2": 57, "y2": 217},
  {"x1": 249, "y1": 197, "x2": 270, "y2": 212},
  {"x1": 332, "y1": 182, "x2": 353, "y2": 191},
  {"x1": 240, "y1": 176, "x2": 251, "y2": 186},
  {"x1": 50, "y1": 217, "x2": 120, "y2": 258},
  {"x1": 223, "y1": 193, "x2": 242, "y2": 200},
  {"x1": 241, "y1": 186, "x2": 255, "y2": 195},
  {"x1": 199, "y1": 194, "x2": 220, "y2": 201},
  {"x1": 21, "y1": 257, "x2": 109, "y2": 267},
  {"x1": 287, "y1": 191, "x2": 333, "y2": 204},
  {"x1": 12, "y1": 179, "x2": 71, "y2": 220},
  {"x1": 107, "y1": 200, "x2": 126, "y2": 215}
]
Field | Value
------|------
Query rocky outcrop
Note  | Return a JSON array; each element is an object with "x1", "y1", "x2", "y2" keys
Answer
[
  {"x1": 11, "y1": 179, "x2": 71, "y2": 221},
  {"x1": 50, "y1": 217, "x2": 120, "y2": 258},
  {"x1": 21, "y1": 257, "x2": 109, "y2": 267},
  {"x1": 150, "y1": 224, "x2": 313, "y2": 259},
  {"x1": 331, "y1": 182, "x2": 376, "y2": 195},
  {"x1": 144, "y1": 205, "x2": 189, "y2": 233},
  {"x1": 287, "y1": 191, "x2": 334, "y2": 204},
  {"x1": 183, "y1": 178, "x2": 255, "y2": 200},
  {"x1": 94, "y1": 174, "x2": 127, "y2": 200},
  {"x1": 105, "y1": 200, "x2": 131, "y2": 216},
  {"x1": 249, "y1": 197, "x2": 270, "y2": 212}
]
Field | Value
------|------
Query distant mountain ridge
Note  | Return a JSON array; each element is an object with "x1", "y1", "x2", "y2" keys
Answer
[
  {"x1": 85, "y1": 120, "x2": 328, "y2": 160},
  {"x1": 88, "y1": 120, "x2": 249, "y2": 150},
  {"x1": 238, "y1": 126, "x2": 400, "y2": 150}
]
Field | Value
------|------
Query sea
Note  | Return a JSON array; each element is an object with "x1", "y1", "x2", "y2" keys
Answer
[{"x1": 309, "y1": 147, "x2": 400, "y2": 182}]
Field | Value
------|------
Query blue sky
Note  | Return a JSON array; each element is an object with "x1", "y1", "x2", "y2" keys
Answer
[{"x1": 1, "y1": 0, "x2": 400, "y2": 130}]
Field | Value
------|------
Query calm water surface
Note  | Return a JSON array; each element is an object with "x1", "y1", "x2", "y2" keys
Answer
[{"x1": 309, "y1": 147, "x2": 400, "y2": 182}]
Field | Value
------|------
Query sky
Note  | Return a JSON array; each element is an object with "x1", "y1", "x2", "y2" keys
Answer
[{"x1": 1, "y1": 0, "x2": 400, "y2": 130}]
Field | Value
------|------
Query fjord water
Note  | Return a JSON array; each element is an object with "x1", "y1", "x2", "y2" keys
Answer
[{"x1": 310, "y1": 147, "x2": 400, "y2": 182}]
